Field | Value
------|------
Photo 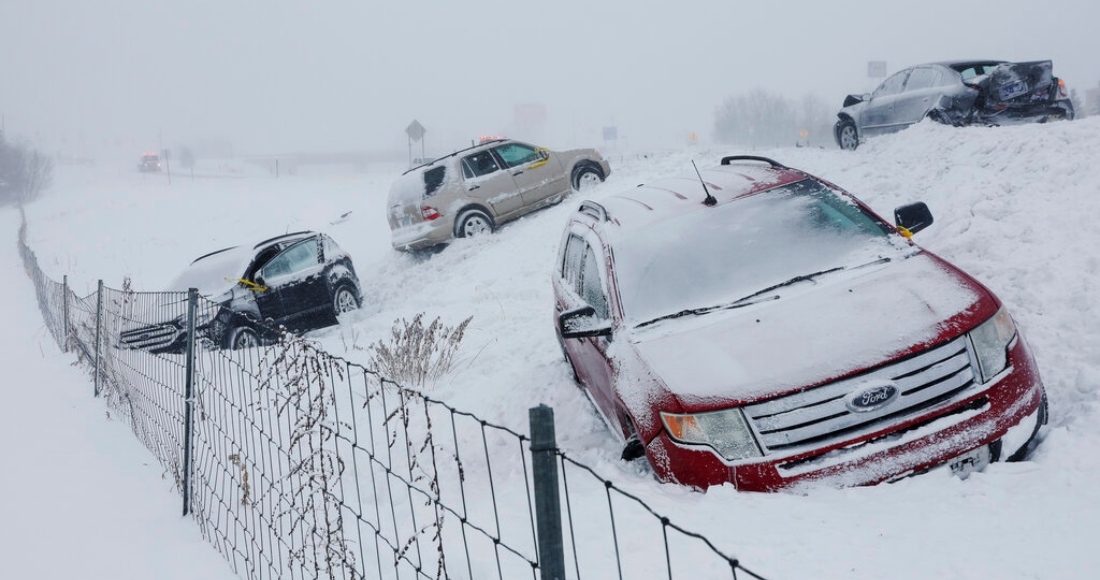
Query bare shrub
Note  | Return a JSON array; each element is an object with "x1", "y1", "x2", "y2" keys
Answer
[{"x1": 368, "y1": 313, "x2": 473, "y2": 389}]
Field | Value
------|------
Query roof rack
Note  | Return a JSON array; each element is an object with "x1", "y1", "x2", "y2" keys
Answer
[
  {"x1": 252, "y1": 230, "x2": 314, "y2": 249},
  {"x1": 578, "y1": 200, "x2": 609, "y2": 222},
  {"x1": 401, "y1": 138, "x2": 511, "y2": 175},
  {"x1": 719, "y1": 155, "x2": 789, "y2": 169}
]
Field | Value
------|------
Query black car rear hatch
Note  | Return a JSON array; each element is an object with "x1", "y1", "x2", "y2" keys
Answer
[{"x1": 983, "y1": 61, "x2": 1056, "y2": 107}]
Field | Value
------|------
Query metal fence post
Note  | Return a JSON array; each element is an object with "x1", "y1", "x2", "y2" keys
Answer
[
  {"x1": 62, "y1": 275, "x2": 69, "y2": 353},
  {"x1": 182, "y1": 288, "x2": 198, "y2": 516},
  {"x1": 93, "y1": 279, "x2": 103, "y2": 397},
  {"x1": 529, "y1": 405, "x2": 566, "y2": 580}
]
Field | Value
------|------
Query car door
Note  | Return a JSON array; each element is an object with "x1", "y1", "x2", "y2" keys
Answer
[
  {"x1": 493, "y1": 142, "x2": 568, "y2": 207},
  {"x1": 557, "y1": 232, "x2": 620, "y2": 427},
  {"x1": 460, "y1": 149, "x2": 523, "y2": 218},
  {"x1": 861, "y1": 69, "x2": 910, "y2": 135},
  {"x1": 256, "y1": 237, "x2": 329, "y2": 332},
  {"x1": 893, "y1": 66, "x2": 942, "y2": 125}
]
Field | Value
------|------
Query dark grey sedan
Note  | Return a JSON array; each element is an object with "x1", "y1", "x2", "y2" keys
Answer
[{"x1": 835, "y1": 60, "x2": 1075, "y2": 150}]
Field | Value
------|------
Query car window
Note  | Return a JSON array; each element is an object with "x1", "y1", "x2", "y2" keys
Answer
[
  {"x1": 423, "y1": 166, "x2": 446, "y2": 197},
  {"x1": 873, "y1": 71, "x2": 909, "y2": 97},
  {"x1": 261, "y1": 238, "x2": 319, "y2": 280},
  {"x1": 580, "y1": 245, "x2": 609, "y2": 319},
  {"x1": 493, "y1": 143, "x2": 542, "y2": 168},
  {"x1": 562, "y1": 233, "x2": 586, "y2": 294},
  {"x1": 461, "y1": 151, "x2": 501, "y2": 179},
  {"x1": 905, "y1": 67, "x2": 939, "y2": 91},
  {"x1": 613, "y1": 179, "x2": 911, "y2": 326}
]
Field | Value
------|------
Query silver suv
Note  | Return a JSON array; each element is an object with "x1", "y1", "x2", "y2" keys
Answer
[{"x1": 387, "y1": 139, "x2": 611, "y2": 251}]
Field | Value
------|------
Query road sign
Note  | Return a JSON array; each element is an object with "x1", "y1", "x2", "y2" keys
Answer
[
  {"x1": 406, "y1": 120, "x2": 426, "y2": 142},
  {"x1": 868, "y1": 61, "x2": 887, "y2": 78}
]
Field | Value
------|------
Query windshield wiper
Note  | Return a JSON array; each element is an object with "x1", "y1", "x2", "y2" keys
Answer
[{"x1": 635, "y1": 265, "x2": 849, "y2": 329}]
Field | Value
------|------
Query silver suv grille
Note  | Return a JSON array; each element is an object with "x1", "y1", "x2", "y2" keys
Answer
[
  {"x1": 743, "y1": 337, "x2": 978, "y2": 455},
  {"x1": 119, "y1": 324, "x2": 180, "y2": 350}
]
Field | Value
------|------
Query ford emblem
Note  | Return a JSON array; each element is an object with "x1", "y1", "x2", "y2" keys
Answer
[{"x1": 844, "y1": 381, "x2": 901, "y2": 413}]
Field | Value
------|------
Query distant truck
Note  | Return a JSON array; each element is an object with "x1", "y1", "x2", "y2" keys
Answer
[{"x1": 138, "y1": 152, "x2": 161, "y2": 172}]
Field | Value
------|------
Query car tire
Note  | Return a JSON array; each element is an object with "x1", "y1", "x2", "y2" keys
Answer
[
  {"x1": 226, "y1": 326, "x2": 260, "y2": 350},
  {"x1": 455, "y1": 209, "x2": 494, "y2": 238},
  {"x1": 926, "y1": 109, "x2": 950, "y2": 124},
  {"x1": 572, "y1": 164, "x2": 605, "y2": 191},
  {"x1": 1006, "y1": 389, "x2": 1049, "y2": 462},
  {"x1": 333, "y1": 283, "x2": 360, "y2": 316},
  {"x1": 836, "y1": 120, "x2": 859, "y2": 151}
]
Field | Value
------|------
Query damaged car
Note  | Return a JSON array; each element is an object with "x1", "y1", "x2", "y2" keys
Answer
[
  {"x1": 553, "y1": 155, "x2": 1047, "y2": 491},
  {"x1": 119, "y1": 231, "x2": 362, "y2": 353},
  {"x1": 835, "y1": 60, "x2": 1075, "y2": 150}
]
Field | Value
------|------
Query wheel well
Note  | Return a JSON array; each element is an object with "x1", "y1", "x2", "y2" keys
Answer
[
  {"x1": 453, "y1": 204, "x2": 495, "y2": 236},
  {"x1": 572, "y1": 160, "x2": 604, "y2": 180}
]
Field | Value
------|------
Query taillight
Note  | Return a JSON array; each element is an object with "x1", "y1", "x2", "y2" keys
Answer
[{"x1": 421, "y1": 206, "x2": 440, "y2": 221}]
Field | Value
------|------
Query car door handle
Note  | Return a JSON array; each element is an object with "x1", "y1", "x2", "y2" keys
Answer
[
  {"x1": 468, "y1": 184, "x2": 480, "y2": 191},
  {"x1": 512, "y1": 171, "x2": 524, "y2": 176}
]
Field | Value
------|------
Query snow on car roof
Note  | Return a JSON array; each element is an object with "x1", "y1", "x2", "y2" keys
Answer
[{"x1": 597, "y1": 163, "x2": 806, "y2": 233}]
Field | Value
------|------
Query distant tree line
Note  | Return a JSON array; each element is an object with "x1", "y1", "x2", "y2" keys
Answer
[
  {"x1": 0, "y1": 130, "x2": 54, "y2": 206},
  {"x1": 714, "y1": 88, "x2": 837, "y2": 149}
]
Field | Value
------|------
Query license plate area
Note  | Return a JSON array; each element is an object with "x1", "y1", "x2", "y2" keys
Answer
[
  {"x1": 999, "y1": 80, "x2": 1028, "y2": 100},
  {"x1": 949, "y1": 445, "x2": 992, "y2": 479}
]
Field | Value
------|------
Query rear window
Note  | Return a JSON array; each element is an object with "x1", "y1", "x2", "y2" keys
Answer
[{"x1": 424, "y1": 166, "x2": 446, "y2": 197}]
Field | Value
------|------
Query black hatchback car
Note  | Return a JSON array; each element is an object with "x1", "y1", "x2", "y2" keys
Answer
[
  {"x1": 835, "y1": 60, "x2": 1075, "y2": 150},
  {"x1": 120, "y1": 231, "x2": 362, "y2": 352}
]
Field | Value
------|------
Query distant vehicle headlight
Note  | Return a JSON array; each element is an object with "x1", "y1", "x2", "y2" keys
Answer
[
  {"x1": 970, "y1": 308, "x2": 1016, "y2": 383},
  {"x1": 661, "y1": 408, "x2": 762, "y2": 461}
]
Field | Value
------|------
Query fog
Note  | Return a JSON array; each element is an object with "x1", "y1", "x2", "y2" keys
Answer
[{"x1": 2, "y1": 0, "x2": 1097, "y2": 158}]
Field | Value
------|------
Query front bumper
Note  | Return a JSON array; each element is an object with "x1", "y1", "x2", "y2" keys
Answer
[{"x1": 644, "y1": 336, "x2": 1045, "y2": 492}]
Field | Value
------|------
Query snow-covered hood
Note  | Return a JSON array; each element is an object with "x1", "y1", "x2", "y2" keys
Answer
[{"x1": 629, "y1": 252, "x2": 988, "y2": 407}]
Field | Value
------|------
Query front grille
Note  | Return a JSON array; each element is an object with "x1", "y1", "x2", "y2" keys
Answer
[
  {"x1": 119, "y1": 323, "x2": 181, "y2": 351},
  {"x1": 743, "y1": 337, "x2": 979, "y2": 454}
]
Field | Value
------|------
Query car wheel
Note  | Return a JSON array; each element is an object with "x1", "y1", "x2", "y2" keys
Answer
[
  {"x1": 837, "y1": 120, "x2": 859, "y2": 151},
  {"x1": 226, "y1": 326, "x2": 260, "y2": 350},
  {"x1": 926, "y1": 109, "x2": 950, "y2": 124},
  {"x1": 456, "y1": 209, "x2": 493, "y2": 238},
  {"x1": 572, "y1": 165, "x2": 604, "y2": 191},
  {"x1": 1006, "y1": 389, "x2": 1049, "y2": 462},
  {"x1": 333, "y1": 283, "x2": 360, "y2": 316}
]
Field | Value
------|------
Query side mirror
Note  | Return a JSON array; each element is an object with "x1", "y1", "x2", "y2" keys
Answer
[
  {"x1": 842, "y1": 94, "x2": 865, "y2": 107},
  {"x1": 252, "y1": 274, "x2": 268, "y2": 291},
  {"x1": 559, "y1": 306, "x2": 612, "y2": 339},
  {"x1": 894, "y1": 202, "x2": 934, "y2": 236}
]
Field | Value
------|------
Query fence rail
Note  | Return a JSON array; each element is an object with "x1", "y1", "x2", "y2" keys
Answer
[{"x1": 16, "y1": 209, "x2": 771, "y2": 580}]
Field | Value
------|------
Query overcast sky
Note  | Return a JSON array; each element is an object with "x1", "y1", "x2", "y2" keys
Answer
[{"x1": 1, "y1": 0, "x2": 1096, "y2": 158}]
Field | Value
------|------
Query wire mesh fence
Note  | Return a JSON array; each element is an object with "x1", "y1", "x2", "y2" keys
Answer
[{"x1": 16, "y1": 210, "x2": 772, "y2": 580}]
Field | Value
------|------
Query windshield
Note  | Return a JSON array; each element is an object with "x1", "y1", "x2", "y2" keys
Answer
[
  {"x1": 167, "y1": 246, "x2": 255, "y2": 295},
  {"x1": 614, "y1": 179, "x2": 913, "y2": 326}
]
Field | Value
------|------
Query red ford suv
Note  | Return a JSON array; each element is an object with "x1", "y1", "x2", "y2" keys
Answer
[{"x1": 552, "y1": 156, "x2": 1047, "y2": 492}]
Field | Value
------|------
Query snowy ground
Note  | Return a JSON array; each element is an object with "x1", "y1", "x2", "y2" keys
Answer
[{"x1": 11, "y1": 118, "x2": 1100, "y2": 579}]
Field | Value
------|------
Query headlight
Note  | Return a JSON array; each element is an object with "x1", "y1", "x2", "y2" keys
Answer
[
  {"x1": 661, "y1": 408, "x2": 762, "y2": 461},
  {"x1": 174, "y1": 303, "x2": 220, "y2": 329},
  {"x1": 970, "y1": 308, "x2": 1016, "y2": 383}
]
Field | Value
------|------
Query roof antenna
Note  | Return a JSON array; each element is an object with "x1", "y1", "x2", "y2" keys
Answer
[{"x1": 692, "y1": 160, "x2": 718, "y2": 206}]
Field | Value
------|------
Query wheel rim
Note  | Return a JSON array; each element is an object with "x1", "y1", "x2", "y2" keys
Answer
[
  {"x1": 335, "y1": 288, "x2": 358, "y2": 314},
  {"x1": 840, "y1": 125, "x2": 858, "y2": 150},
  {"x1": 576, "y1": 170, "x2": 602, "y2": 190},
  {"x1": 462, "y1": 215, "x2": 490, "y2": 237},
  {"x1": 233, "y1": 329, "x2": 259, "y2": 349}
]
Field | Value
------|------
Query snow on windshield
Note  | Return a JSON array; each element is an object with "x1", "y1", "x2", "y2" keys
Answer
[
  {"x1": 614, "y1": 179, "x2": 912, "y2": 326},
  {"x1": 166, "y1": 246, "x2": 254, "y2": 296}
]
